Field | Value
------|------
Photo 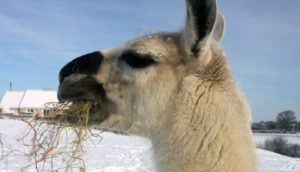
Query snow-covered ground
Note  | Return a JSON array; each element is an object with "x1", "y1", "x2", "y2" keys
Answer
[
  {"x1": 0, "y1": 119, "x2": 299, "y2": 172},
  {"x1": 254, "y1": 133, "x2": 300, "y2": 171},
  {"x1": 254, "y1": 133, "x2": 300, "y2": 145}
]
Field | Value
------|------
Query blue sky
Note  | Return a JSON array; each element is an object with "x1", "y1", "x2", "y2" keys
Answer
[{"x1": 0, "y1": 0, "x2": 299, "y2": 122}]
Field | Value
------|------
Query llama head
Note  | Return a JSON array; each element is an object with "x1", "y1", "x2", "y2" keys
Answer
[{"x1": 58, "y1": 0, "x2": 225, "y2": 135}]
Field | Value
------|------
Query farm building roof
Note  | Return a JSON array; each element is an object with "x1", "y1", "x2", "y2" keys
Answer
[
  {"x1": 0, "y1": 91, "x2": 24, "y2": 110},
  {"x1": 19, "y1": 90, "x2": 58, "y2": 108},
  {"x1": 0, "y1": 90, "x2": 58, "y2": 112}
]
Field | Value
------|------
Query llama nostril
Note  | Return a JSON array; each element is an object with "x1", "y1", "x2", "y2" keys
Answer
[{"x1": 59, "y1": 51, "x2": 104, "y2": 83}]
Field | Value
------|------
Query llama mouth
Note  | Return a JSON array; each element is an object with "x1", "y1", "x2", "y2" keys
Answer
[
  {"x1": 58, "y1": 75, "x2": 117, "y2": 125},
  {"x1": 58, "y1": 74, "x2": 106, "y2": 103},
  {"x1": 57, "y1": 88, "x2": 113, "y2": 125}
]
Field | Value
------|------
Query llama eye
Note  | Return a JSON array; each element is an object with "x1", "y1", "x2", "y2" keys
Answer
[{"x1": 120, "y1": 51, "x2": 157, "y2": 69}]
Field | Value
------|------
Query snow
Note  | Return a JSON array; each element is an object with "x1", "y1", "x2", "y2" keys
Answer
[
  {"x1": 19, "y1": 90, "x2": 58, "y2": 108},
  {"x1": 0, "y1": 119, "x2": 300, "y2": 172},
  {"x1": 254, "y1": 133, "x2": 300, "y2": 145},
  {"x1": 257, "y1": 149, "x2": 300, "y2": 171}
]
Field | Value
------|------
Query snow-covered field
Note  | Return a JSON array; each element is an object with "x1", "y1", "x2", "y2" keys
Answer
[
  {"x1": 254, "y1": 133, "x2": 300, "y2": 145},
  {"x1": 0, "y1": 119, "x2": 299, "y2": 172}
]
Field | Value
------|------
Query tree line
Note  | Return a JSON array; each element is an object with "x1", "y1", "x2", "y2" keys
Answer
[{"x1": 252, "y1": 110, "x2": 300, "y2": 132}]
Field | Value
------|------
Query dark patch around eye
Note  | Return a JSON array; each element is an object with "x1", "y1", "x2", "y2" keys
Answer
[{"x1": 120, "y1": 51, "x2": 157, "y2": 69}]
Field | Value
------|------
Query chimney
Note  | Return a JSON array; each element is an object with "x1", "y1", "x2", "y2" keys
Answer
[{"x1": 9, "y1": 82, "x2": 13, "y2": 91}]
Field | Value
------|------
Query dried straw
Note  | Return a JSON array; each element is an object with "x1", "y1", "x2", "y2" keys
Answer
[{"x1": 19, "y1": 100, "x2": 101, "y2": 171}]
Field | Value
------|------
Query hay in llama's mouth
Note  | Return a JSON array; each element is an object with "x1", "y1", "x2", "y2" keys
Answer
[{"x1": 44, "y1": 100, "x2": 94, "y2": 126}]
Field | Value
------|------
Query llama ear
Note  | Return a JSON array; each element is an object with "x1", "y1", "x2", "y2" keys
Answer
[
  {"x1": 182, "y1": 0, "x2": 217, "y2": 55},
  {"x1": 212, "y1": 12, "x2": 225, "y2": 42}
]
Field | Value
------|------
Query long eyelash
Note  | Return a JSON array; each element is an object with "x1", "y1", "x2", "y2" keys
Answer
[{"x1": 120, "y1": 51, "x2": 157, "y2": 69}]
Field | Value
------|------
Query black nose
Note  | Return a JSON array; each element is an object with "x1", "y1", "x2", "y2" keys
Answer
[{"x1": 59, "y1": 51, "x2": 104, "y2": 83}]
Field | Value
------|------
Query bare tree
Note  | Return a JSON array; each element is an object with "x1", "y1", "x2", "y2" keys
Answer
[{"x1": 276, "y1": 110, "x2": 297, "y2": 132}]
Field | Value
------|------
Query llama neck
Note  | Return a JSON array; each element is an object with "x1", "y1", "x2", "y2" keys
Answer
[
  {"x1": 151, "y1": 111, "x2": 228, "y2": 172},
  {"x1": 150, "y1": 76, "x2": 257, "y2": 172},
  {"x1": 151, "y1": 111, "x2": 256, "y2": 172}
]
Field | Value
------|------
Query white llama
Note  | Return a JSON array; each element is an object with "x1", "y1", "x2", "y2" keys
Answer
[{"x1": 58, "y1": 0, "x2": 257, "y2": 171}]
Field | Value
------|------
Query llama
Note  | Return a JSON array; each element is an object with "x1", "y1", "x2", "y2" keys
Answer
[{"x1": 58, "y1": 0, "x2": 257, "y2": 171}]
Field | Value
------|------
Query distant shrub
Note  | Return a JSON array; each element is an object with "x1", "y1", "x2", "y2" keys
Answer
[
  {"x1": 288, "y1": 144, "x2": 300, "y2": 158},
  {"x1": 262, "y1": 136, "x2": 300, "y2": 158},
  {"x1": 264, "y1": 136, "x2": 288, "y2": 155}
]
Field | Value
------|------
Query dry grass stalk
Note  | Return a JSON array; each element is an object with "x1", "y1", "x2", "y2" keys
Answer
[{"x1": 19, "y1": 100, "x2": 101, "y2": 171}]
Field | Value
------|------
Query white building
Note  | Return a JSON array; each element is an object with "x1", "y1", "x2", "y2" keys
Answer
[
  {"x1": 0, "y1": 91, "x2": 24, "y2": 114},
  {"x1": 0, "y1": 90, "x2": 58, "y2": 117}
]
